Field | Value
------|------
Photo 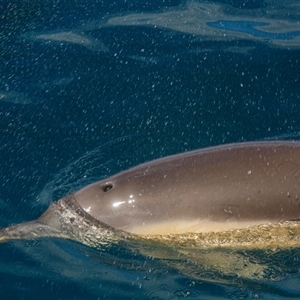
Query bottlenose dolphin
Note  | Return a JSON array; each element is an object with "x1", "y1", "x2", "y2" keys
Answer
[
  {"x1": 2, "y1": 140, "x2": 300, "y2": 281},
  {"x1": 1, "y1": 140, "x2": 300, "y2": 250}
]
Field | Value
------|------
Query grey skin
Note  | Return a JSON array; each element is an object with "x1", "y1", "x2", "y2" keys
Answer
[{"x1": 1, "y1": 140, "x2": 300, "y2": 247}]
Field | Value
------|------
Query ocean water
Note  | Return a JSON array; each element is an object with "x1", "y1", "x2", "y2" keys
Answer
[{"x1": 1, "y1": 0, "x2": 300, "y2": 299}]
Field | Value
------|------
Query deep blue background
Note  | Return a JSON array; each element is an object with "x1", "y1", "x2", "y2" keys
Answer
[{"x1": 0, "y1": 0, "x2": 300, "y2": 299}]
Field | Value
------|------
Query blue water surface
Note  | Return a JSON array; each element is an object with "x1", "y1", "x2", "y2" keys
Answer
[{"x1": 1, "y1": 0, "x2": 300, "y2": 299}]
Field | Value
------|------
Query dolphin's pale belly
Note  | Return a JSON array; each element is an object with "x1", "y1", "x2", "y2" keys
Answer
[{"x1": 126, "y1": 219, "x2": 267, "y2": 235}]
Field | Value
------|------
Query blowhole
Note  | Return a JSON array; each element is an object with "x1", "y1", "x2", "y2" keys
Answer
[{"x1": 102, "y1": 183, "x2": 113, "y2": 192}]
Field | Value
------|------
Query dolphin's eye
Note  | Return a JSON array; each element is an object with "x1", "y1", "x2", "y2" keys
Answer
[{"x1": 102, "y1": 183, "x2": 113, "y2": 192}]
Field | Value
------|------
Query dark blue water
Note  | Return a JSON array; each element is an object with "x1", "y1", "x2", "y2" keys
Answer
[{"x1": 1, "y1": 0, "x2": 300, "y2": 299}]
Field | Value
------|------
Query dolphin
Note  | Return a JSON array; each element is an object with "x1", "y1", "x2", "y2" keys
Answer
[{"x1": 1, "y1": 140, "x2": 300, "y2": 250}]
